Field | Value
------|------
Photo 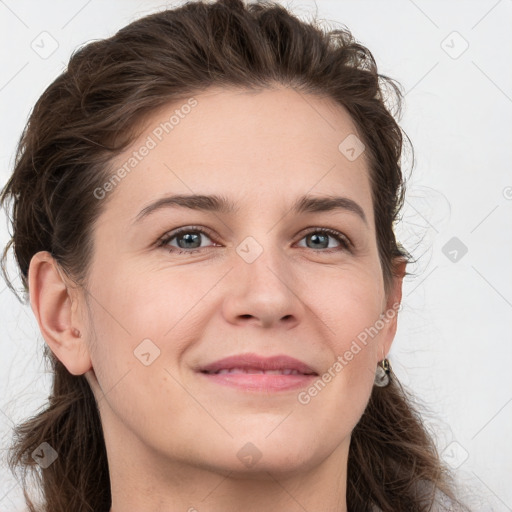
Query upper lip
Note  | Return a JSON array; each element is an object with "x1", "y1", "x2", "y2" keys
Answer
[{"x1": 199, "y1": 353, "x2": 318, "y2": 375}]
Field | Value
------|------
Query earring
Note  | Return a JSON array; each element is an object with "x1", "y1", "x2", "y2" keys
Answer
[{"x1": 374, "y1": 358, "x2": 391, "y2": 387}]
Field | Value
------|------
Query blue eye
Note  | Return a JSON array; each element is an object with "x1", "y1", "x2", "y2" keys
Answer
[
  {"x1": 156, "y1": 226, "x2": 352, "y2": 254},
  {"x1": 297, "y1": 228, "x2": 351, "y2": 251},
  {"x1": 157, "y1": 226, "x2": 215, "y2": 254}
]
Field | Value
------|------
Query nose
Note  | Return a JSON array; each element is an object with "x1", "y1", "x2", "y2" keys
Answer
[{"x1": 221, "y1": 242, "x2": 305, "y2": 329}]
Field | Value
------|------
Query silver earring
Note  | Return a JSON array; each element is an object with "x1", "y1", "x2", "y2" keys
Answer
[{"x1": 374, "y1": 358, "x2": 391, "y2": 387}]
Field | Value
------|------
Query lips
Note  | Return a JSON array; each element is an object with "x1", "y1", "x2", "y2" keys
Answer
[{"x1": 199, "y1": 353, "x2": 318, "y2": 376}]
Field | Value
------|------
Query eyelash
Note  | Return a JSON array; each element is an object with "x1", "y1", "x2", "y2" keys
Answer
[{"x1": 156, "y1": 225, "x2": 352, "y2": 255}]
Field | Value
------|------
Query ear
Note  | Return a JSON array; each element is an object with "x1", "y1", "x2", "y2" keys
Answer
[
  {"x1": 379, "y1": 257, "x2": 407, "y2": 358},
  {"x1": 28, "y1": 251, "x2": 92, "y2": 376}
]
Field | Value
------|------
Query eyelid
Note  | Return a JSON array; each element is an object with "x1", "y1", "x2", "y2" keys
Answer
[
  {"x1": 156, "y1": 225, "x2": 217, "y2": 250},
  {"x1": 297, "y1": 226, "x2": 352, "y2": 251}
]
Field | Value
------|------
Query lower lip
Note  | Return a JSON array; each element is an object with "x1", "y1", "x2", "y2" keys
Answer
[{"x1": 198, "y1": 372, "x2": 317, "y2": 392}]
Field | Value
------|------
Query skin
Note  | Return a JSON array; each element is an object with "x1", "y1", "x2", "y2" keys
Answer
[{"x1": 29, "y1": 86, "x2": 405, "y2": 512}]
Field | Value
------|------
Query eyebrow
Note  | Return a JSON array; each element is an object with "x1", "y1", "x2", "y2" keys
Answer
[{"x1": 133, "y1": 193, "x2": 368, "y2": 226}]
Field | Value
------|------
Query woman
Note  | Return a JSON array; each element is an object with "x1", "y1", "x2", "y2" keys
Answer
[{"x1": 1, "y1": 0, "x2": 469, "y2": 510}]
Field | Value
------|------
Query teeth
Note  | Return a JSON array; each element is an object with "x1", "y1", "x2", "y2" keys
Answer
[{"x1": 213, "y1": 368, "x2": 303, "y2": 375}]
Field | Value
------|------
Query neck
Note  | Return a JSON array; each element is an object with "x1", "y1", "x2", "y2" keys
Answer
[{"x1": 107, "y1": 431, "x2": 349, "y2": 512}]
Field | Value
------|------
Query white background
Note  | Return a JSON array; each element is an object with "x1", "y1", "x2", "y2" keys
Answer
[{"x1": 0, "y1": 1, "x2": 511, "y2": 510}]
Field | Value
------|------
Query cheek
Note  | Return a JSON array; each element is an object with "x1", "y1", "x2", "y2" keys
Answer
[
  {"x1": 88, "y1": 261, "x2": 203, "y2": 340},
  {"x1": 83, "y1": 265, "x2": 212, "y2": 405},
  {"x1": 83, "y1": 287, "x2": 198, "y2": 457},
  {"x1": 299, "y1": 267, "x2": 384, "y2": 410},
  {"x1": 310, "y1": 267, "x2": 385, "y2": 352}
]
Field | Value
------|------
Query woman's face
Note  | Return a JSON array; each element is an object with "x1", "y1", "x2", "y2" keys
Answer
[{"x1": 75, "y1": 87, "x2": 403, "y2": 479}]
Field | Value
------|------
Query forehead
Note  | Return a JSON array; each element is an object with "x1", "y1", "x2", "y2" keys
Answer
[{"x1": 100, "y1": 86, "x2": 373, "y2": 224}]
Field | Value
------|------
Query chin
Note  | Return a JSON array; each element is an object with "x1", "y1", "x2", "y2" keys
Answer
[{"x1": 192, "y1": 430, "x2": 333, "y2": 478}]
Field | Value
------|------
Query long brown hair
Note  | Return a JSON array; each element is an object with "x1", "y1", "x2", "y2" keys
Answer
[{"x1": 1, "y1": 0, "x2": 466, "y2": 510}]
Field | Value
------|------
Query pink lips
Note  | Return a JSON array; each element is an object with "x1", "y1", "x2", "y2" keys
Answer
[{"x1": 198, "y1": 353, "x2": 318, "y2": 392}]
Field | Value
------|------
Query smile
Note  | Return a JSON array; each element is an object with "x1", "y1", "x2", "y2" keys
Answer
[{"x1": 204, "y1": 368, "x2": 308, "y2": 375}]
